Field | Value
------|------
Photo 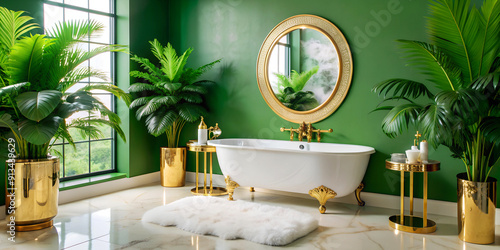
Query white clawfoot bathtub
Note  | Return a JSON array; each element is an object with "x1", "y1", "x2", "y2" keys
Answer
[{"x1": 207, "y1": 139, "x2": 375, "y2": 212}]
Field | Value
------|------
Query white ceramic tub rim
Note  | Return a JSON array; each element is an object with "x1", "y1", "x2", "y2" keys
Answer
[{"x1": 208, "y1": 138, "x2": 375, "y2": 156}]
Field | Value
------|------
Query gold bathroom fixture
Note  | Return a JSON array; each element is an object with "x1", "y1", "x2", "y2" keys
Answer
[
  {"x1": 308, "y1": 185, "x2": 337, "y2": 214},
  {"x1": 355, "y1": 183, "x2": 365, "y2": 206},
  {"x1": 250, "y1": 187, "x2": 255, "y2": 192},
  {"x1": 208, "y1": 123, "x2": 222, "y2": 140},
  {"x1": 280, "y1": 122, "x2": 332, "y2": 142},
  {"x1": 225, "y1": 176, "x2": 240, "y2": 201},
  {"x1": 414, "y1": 131, "x2": 422, "y2": 146}
]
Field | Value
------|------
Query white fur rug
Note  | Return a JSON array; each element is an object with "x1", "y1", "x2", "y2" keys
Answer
[{"x1": 142, "y1": 196, "x2": 319, "y2": 246}]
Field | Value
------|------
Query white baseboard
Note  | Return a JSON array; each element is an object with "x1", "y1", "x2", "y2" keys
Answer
[
  {"x1": 59, "y1": 171, "x2": 160, "y2": 204},
  {"x1": 185, "y1": 172, "x2": 500, "y2": 225}
]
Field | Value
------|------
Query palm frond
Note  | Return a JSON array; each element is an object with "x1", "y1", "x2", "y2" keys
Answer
[
  {"x1": 181, "y1": 84, "x2": 208, "y2": 94},
  {"x1": 157, "y1": 41, "x2": 193, "y2": 82},
  {"x1": 428, "y1": 0, "x2": 481, "y2": 82},
  {"x1": 290, "y1": 66, "x2": 319, "y2": 92},
  {"x1": 145, "y1": 109, "x2": 178, "y2": 137},
  {"x1": 480, "y1": 116, "x2": 500, "y2": 143},
  {"x1": 181, "y1": 59, "x2": 221, "y2": 84},
  {"x1": 372, "y1": 78, "x2": 434, "y2": 99},
  {"x1": 129, "y1": 96, "x2": 153, "y2": 109},
  {"x1": 178, "y1": 103, "x2": 207, "y2": 122},
  {"x1": 135, "y1": 98, "x2": 163, "y2": 120},
  {"x1": 129, "y1": 83, "x2": 161, "y2": 93},
  {"x1": 179, "y1": 92, "x2": 202, "y2": 103},
  {"x1": 78, "y1": 83, "x2": 131, "y2": 106},
  {"x1": 130, "y1": 55, "x2": 165, "y2": 80},
  {"x1": 130, "y1": 70, "x2": 161, "y2": 83},
  {"x1": 0, "y1": 7, "x2": 39, "y2": 51},
  {"x1": 435, "y1": 89, "x2": 488, "y2": 124},
  {"x1": 381, "y1": 103, "x2": 422, "y2": 138},
  {"x1": 398, "y1": 39, "x2": 463, "y2": 91},
  {"x1": 7, "y1": 34, "x2": 50, "y2": 87},
  {"x1": 477, "y1": 0, "x2": 500, "y2": 76}
]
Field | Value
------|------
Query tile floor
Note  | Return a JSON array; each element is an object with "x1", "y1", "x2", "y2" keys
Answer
[{"x1": 1, "y1": 182, "x2": 500, "y2": 249}]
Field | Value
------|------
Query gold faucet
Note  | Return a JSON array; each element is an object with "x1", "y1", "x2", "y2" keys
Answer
[{"x1": 280, "y1": 122, "x2": 333, "y2": 142}]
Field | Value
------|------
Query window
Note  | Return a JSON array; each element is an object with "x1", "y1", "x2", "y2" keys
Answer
[
  {"x1": 44, "y1": 0, "x2": 117, "y2": 181},
  {"x1": 268, "y1": 34, "x2": 291, "y2": 91}
]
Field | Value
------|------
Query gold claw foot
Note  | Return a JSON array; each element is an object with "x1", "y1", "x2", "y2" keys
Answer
[
  {"x1": 250, "y1": 187, "x2": 255, "y2": 192},
  {"x1": 355, "y1": 183, "x2": 365, "y2": 206},
  {"x1": 225, "y1": 176, "x2": 239, "y2": 201},
  {"x1": 309, "y1": 185, "x2": 337, "y2": 214}
]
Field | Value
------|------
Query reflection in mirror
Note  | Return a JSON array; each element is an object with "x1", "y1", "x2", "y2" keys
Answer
[{"x1": 268, "y1": 28, "x2": 339, "y2": 111}]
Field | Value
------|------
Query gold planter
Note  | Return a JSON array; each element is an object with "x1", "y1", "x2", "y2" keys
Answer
[
  {"x1": 5, "y1": 156, "x2": 60, "y2": 231},
  {"x1": 160, "y1": 147, "x2": 186, "y2": 187},
  {"x1": 457, "y1": 173, "x2": 497, "y2": 244}
]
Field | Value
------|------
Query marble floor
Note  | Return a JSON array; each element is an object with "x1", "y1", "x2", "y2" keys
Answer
[{"x1": 1, "y1": 182, "x2": 500, "y2": 250}]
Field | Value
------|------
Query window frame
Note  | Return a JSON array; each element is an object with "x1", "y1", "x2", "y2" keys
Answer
[{"x1": 43, "y1": 0, "x2": 118, "y2": 182}]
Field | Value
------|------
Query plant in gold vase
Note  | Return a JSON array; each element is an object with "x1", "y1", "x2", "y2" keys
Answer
[
  {"x1": 128, "y1": 40, "x2": 220, "y2": 187},
  {"x1": 372, "y1": 0, "x2": 499, "y2": 244},
  {"x1": 0, "y1": 7, "x2": 129, "y2": 231}
]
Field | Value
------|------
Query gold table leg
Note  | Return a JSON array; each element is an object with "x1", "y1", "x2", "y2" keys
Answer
[
  {"x1": 195, "y1": 152, "x2": 199, "y2": 193},
  {"x1": 424, "y1": 172, "x2": 428, "y2": 227},
  {"x1": 209, "y1": 152, "x2": 213, "y2": 193},
  {"x1": 203, "y1": 152, "x2": 207, "y2": 195},
  {"x1": 410, "y1": 172, "x2": 414, "y2": 216},
  {"x1": 400, "y1": 170, "x2": 404, "y2": 225}
]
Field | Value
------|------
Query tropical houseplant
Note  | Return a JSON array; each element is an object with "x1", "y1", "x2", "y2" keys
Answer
[
  {"x1": 0, "y1": 7, "x2": 129, "y2": 231},
  {"x1": 274, "y1": 66, "x2": 319, "y2": 111},
  {"x1": 129, "y1": 39, "x2": 220, "y2": 187},
  {"x1": 372, "y1": 0, "x2": 499, "y2": 244}
]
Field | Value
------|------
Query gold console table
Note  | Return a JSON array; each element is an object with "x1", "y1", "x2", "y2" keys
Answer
[
  {"x1": 187, "y1": 141, "x2": 227, "y2": 196},
  {"x1": 385, "y1": 159, "x2": 440, "y2": 234}
]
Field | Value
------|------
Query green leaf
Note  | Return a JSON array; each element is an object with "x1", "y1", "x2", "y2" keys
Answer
[
  {"x1": 181, "y1": 84, "x2": 208, "y2": 94},
  {"x1": 179, "y1": 92, "x2": 202, "y2": 103},
  {"x1": 0, "y1": 112, "x2": 17, "y2": 131},
  {"x1": 145, "y1": 109, "x2": 178, "y2": 136},
  {"x1": 0, "y1": 82, "x2": 30, "y2": 98},
  {"x1": 129, "y1": 96, "x2": 154, "y2": 109},
  {"x1": 79, "y1": 83, "x2": 131, "y2": 106},
  {"x1": 419, "y1": 103, "x2": 454, "y2": 148},
  {"x1": 0, "y1": 7, "x2": 39, "y2": 50},
  {"x1": 398, "y1": 40, "x2": 463, "y2": 91},
  {"x1": 18, "y1": 115, "x2": 63, "y2": 145},
  {"x1": 480, "y1": 117, "x2": 500, "y2": 143},
  {"x1": 180, "y1": 59, "x2": 221, "y2": 84},
  {"x1": 372, "y1": 78, "x2": 434, "y2": 99},
  {"x1": 428, "y1": 0, "x2": 481, "y2": 82},
  {"x1": 7, "y1": 34, "x2": 49, "y2": 85},
  {"x1": 178, "y1": 103, "x2": 207, "y2": 122},
  {"x1": 435, "y1": 89, "x2": 488, "y2": 124},
  {"x1": 128, "y1": 83, "x2": 160, "y2": 93},
  {"x1": 381, "y1": 103, "x2": 422, "y2": 138},
  {"x1": 16, "y1": 90, "x2": 62, "y2": 121},
  {"x1": 162, "y1": 82, "x2": 182, "y2": 93}
]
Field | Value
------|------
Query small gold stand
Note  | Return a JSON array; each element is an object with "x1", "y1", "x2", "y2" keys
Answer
[
  {"x1": 386, "y1": 159, "x2": 440, "y2": 234},
  {"x1": 187, "y1": 141, "x2": 227, "y2": 196}
]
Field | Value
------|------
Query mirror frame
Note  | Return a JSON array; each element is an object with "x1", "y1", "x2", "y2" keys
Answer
[{"x1": 257, "y1": 14, "x2": 353, "y2": 123}]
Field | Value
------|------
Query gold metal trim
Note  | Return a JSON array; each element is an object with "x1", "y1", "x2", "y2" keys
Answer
[
  {"x1": 355, "y1": 183, "x2": 365, "y2": 206},
  {"x1": 389, "y1": 215, "x2": 436, "y2": 234},
  {"x1": 225, "y1": 176, "x2": 240, "y2": 201},
  {"x1": 385, "y1": 159, "x2": 440, "y2": 172},
  {"x1": 256, "y1": 14, "x2": 353, "y2": 123},
  {"x1": 250, "y1": 187, "x2": 255, "y2": 192},
  {"x1": 15, "y1": 220, "x2": 53, "y2": 232},
  {"x1": 187, "y1": 143, "x2": 228, "y2": 196},
  {"x1": 186, "y1": 141, "x2": 216, "y2": 152},
  {"x1": 308, "y1": 185, "x2": 337, "y2": 214}
]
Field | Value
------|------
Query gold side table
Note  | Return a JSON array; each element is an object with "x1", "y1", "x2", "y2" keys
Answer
[
  {"x1": 187, "y1": 141, "x2": 227, "y2": 196},
  {"x1": 385, "y1": 159, "x2": 440, "y2": 234}
]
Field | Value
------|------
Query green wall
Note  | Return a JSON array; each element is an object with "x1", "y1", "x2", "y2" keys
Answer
[{"x1": 168, "y1": 0, "x2": 500, "y2": 205}]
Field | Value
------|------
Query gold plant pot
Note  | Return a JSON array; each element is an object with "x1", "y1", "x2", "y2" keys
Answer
[
  {"x1": 457, "y1": 173, "x2": 497, "y2": 244},
  {"x1": 5, "y1": 156, "x2": 60, "y2": 231},
  {"x1": 160, "y1": 147, "x2": 186, "y2": 187}
]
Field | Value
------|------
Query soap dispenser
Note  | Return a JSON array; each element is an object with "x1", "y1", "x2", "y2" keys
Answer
[{"x1": 198, "y1": 116, "x2": 208, "y2": 145}]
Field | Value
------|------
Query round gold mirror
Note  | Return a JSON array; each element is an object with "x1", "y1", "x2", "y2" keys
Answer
[{"x1": 257, "y1": 15, "x2": 352, "y2": 123}]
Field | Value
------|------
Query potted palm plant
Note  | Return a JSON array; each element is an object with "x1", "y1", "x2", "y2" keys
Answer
[
  {"x1": 129, "y1": 39, "x2": 220, "y2": 187},
  {"x1": 373, "y1": 0, "x2": 499, "y2": 244},
  {"x1": 0, "y1": 7, "x2": 129, "y2": 231}
]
